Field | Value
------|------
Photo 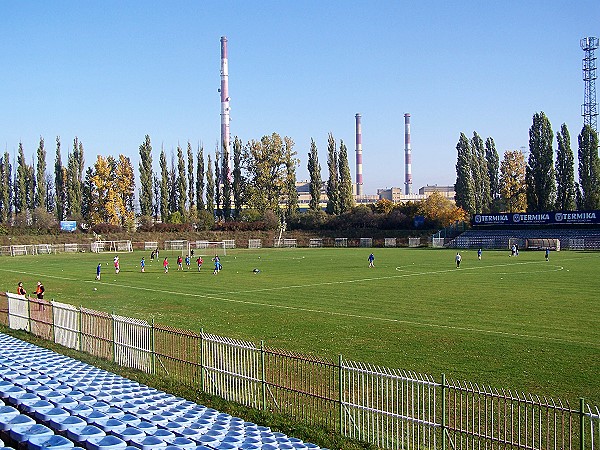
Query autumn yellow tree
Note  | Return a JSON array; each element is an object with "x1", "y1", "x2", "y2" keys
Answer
[
  {"x1": 499, "y1": 150, "x2": 527, "y2": 212},
  {"x1": 418, "y1": 191, "x2": 469, "y2": 227},
  {"x1": 90, "y1": 154, "x2": 135, "y2": 227}
]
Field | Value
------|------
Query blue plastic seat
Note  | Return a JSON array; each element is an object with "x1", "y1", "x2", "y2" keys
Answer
[
  {"x1": 129, "y1": 435, "x2": 168, "y2": 449},
  {"x1": 0, "y1": 412, "x2": 35, "y2": 432},
  {"x1": 66, "y1": 424, "x2": 106, "y2": 444},
  {"x1": 9, "y1": 422, "x2": 54, "y2": 444},
  {"x1": 39, "y1": 407, "x2": 70, "y2": 424},
  {"x1": 86, "y1": 434, "x2": 128, "y2": 450},
  {"x1": 27, "y1": 433, "x2": 75, "y2": 450},
  {"x1": 135, "y1": 421, "x2": 157, "y2": 435},
  {"x1": 50, "y1": 415, "x2": 87, "y2": 432},
  {"x1": 113, "y1": 426, "x2": 146, "y2": 444}
]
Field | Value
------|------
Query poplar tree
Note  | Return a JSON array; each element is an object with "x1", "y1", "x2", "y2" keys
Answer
[
  {"x1": 196, "y1": 145, "x2": 205, "y2": 211},
  {"x1": 54, "y1": 137, "x2": 66, "y2": 221},
  {"x1": 454, "y1": 133, "x2": 475, "y2": 214},
  {"x1": 66, "y1": 137, "x2": 84, "y2": 218},
  {"x1": 283, "y1": 136, "x2": 298, "y2": 217},
  {"x1": 555, "y1": 124, "x2": 576, "y2": 211},
  {"x1": 36, "y1": 136, "x2": 47, "y2": 210},
  {"x1": 526, "y1": 112, "x2": 556, "y2": 212},
  {"x1": 15, "y1": 142, "x2": 28, "y2": 216},
  {"x1": 206, "y1": 154, "x2": 214, "y2": 215},
  {"x1": 485, "y1": 137, "x2": 499, "y2": 208},
  {"x1": 577, "y1": 124, "x2": 600, "y2": 209},
  {"x1": 187, "y1": 142, "x2": 194, "y2": 212},
  {"x1": 0, "y1": 152, "x2": 11, "y2": 222},
  {"x1": 338, "y1": 139, "x2": 354, "y2": 213},
  {"x1": 222, "y1": 151, "x2": 232, "y2": 220},
  {"x1": 232, "y1": 137, "x2": 244, "y2": 218},
  {"x1": 168, "y1": 155, "x2": 177, "y2": 215},
  {"x1": 81, "y1": 167, "x2": 94, "y2": 222},
  {"x1": 159, "y1": 148, "x2": 169, "y2": 222},
  {"x1": 307, "y1": 138, "x2": 322, "y2": 212},
  {"x1": 177, "y1": 145, "x2": 187, "y2": 217},
  {"x1": 325, "y1": 133, "x2": 339, "y2": 215},
  {"x1": 214, "y1": 149, "x2": 221, "y2": 219},
  {"x1": 138, "y1": 135, "x2": 153, "y2": 217},
  {"x1": 471, "y1": 132, "x2": 491, "y2": 213}
]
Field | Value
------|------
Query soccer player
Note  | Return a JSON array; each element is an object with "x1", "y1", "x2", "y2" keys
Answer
[
  {"x1": 212, "y1": 255, "x2": 221, "y2": 275},
  {"x1": 545, "y1": 248, "x2": 550, "y2": 261},
  {"x1": 35, "y1": 282, "x2": 45, "y2": 299},
  {"x1": 185, "y1": 255, "x2": 191, "y2": 270},
  {"x1": 196, "y1": 256, "x2": 203, "y2": 271},
  {"x1": 96, "y1": 263, "x2": 101, "y2": 280},
  {"x1": 368, "y1": 253, "x2": 375, "y2": 268},
  {"x1": 177, "y1": 255, "x2": 183, "y2": 270},
  {"x1": 477, "y1": 248, "x2": 482, "y2": 260},
  {"x1": 163, "y1": 257, "x2": 169, "y2": 273},
  {"x1": 455, "y1": 252, "x2": 462, "y2": 268},
  {"x1": 140, "y1": 257, "x2": 146, "y2": 273},
  {"x1": 114, "y1": 256, "x2": 120, "y2": 274},
  {"x1": 17, "y1": 282, "x2": 27, "y2": 297}
]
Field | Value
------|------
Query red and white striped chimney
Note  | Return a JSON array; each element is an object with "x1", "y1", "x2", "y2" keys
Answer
[
  {"x1": 404, "y1": 113, "x2": 412, "y2": 195},
  {"x1": 355, "y1": 113, "x2": 363, "y2": 196}
]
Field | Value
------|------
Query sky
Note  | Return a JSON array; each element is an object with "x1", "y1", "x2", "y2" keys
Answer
[{"x1": 1, "y1": 1, "x2": 599, "y2": 195}]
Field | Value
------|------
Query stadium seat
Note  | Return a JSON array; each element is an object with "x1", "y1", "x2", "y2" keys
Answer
[
  {"x1": 27, "y1": 433, "x2": 76, "y2": 450},
  {"x1": 9, "y1": 422, "x2": 54, "y2": 444},
  {"x1": 85, "y1": 434, "x2": 128, "y2": 450}
]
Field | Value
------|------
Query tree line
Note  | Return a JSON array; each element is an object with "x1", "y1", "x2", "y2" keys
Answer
[
  {"x1": 454, "y1": 112, "x2": 600, "y2": 214},
  {"x1": 0, "y1": 131, "x2": 360, "y2": 231}
]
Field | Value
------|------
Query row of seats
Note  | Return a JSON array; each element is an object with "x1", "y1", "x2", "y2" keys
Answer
[{"x1": 0, "y1": 333, "x2": 324, "y2": 450}]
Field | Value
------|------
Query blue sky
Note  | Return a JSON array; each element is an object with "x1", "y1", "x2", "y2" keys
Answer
[{"x1": 1, "y1": 1, "x2": 598, "y2": 195}]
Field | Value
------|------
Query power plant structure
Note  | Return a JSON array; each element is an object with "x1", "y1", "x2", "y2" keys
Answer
[
  {"x1": 355, "y1": 113, "x2": 363, "y2": 196},
  {"x1": 404, "y1": 113, "x2": 413, "y2": 195},
  {"x1": 220, "y1": 36, "x2": 231, "y2": 176},
  {"x1": 581, "y1": 37, "x2": 599, "y2": 132}
]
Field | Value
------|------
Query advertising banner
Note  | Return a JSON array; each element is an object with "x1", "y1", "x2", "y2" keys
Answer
[
  {"x1": 472, "y1": 211, "x2": 600, "y2": 226},
  {"x1": 60, "y1": 221, "x2": 77, "y2": 232}
]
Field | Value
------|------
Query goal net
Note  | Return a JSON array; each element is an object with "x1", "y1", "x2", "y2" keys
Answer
[
  {"x1": 273, "y1": 238, "x2": 297, "y2": 248},
  {"x1": 11, "y1": 245, "x2": 29, "y2": 256},
  {"x1": 92, "y1": 240, "x2": 133, "y2": 253},
  {"x1": 360, "y1": 238, "x2": 373, "y2": 248},
  {"x1": 335, "y1": 238, "x2": 348, "y2": 248},
  {"x1": 309, "y1": 238, "x2": 323, "y2": 248},
  {"x1": 193, "y1": 241, "x2": 227, "y2": 256},
  {"x1": 248, "y1": 239, "x2": 262, "y2": 249},
  {"x1": 384, "y1": 238, "x2": 397, "y2": 247},
  {"x1": 408, "y1": 237, "x2": 421, "y2": 247},
  {"x1": 431, "y1": 237, "x2": 445, "y2": 248}
]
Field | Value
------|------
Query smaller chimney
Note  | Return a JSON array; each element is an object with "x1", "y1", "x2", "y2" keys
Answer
[
  {"x1": 404, "y1": 113, "x2": 412, "y2": 195},
  {"x1": 355, "y1": 113, "x2": 363, "y2": 196}
]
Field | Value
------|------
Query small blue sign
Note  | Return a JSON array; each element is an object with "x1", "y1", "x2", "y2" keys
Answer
[{"x1": 60, "y1": 221, "x2": 77, "y2": 232}]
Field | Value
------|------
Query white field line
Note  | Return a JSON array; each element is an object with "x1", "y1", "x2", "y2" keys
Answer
[{"x1": 1, "y1": 258, "x2": 597, "y2": 348}]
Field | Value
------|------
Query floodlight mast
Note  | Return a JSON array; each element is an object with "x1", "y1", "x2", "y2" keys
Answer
[{"x1": 581, "y1": 37, "x2": 599, "y2": 132}]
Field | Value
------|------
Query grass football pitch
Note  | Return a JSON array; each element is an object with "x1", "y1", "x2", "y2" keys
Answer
[{"x1": 1, "y1": 247, "x2": 598, "y2": 406}]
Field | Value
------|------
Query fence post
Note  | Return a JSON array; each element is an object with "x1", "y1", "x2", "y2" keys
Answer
[
  {"x1": 442, "y1": 373, "x2": 447, "y2": 450},
  {"x1": 580, "y1": 397, "x2": 585, "y2": 450},
  {"x1": 26, "y1": 297, "x2": 31, "y2": 333},
  {"x1": 260, "y1": 340, "x2": 267, "y2": 411},
  {"x1": 51, "y1": 301, "x2": 55, "y2": 344},
  {"x1": 112, "y1": 312, "x2": 117, "y2": 364},
  {"x1": 338, "y1": 354, "x2": 343, "y2": 433},
  {"x1": 199, "y1": 328, "x2": 204, "y2": 393},
  {"x1": 151, "y1": 318, "x2": 156, "y2": 376},
  {"x1": 78, "y1": 306, "x2": 82, "y2": 352}
]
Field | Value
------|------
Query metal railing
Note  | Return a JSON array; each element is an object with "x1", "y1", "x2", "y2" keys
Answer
[{"x1": 1, "y1": 291, "x2": 597, "y2": 450}]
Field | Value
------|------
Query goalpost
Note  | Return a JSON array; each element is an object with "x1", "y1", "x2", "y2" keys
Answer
[
  {"x1": 192, "y1": 240, "x2": 227, "y2": 256},
  {"x1": 92, "y1": 240, "x2": 133, "y2": 253}
]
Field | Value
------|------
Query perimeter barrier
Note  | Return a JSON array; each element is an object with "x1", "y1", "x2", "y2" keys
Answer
[{"x1": 1, "y1": 291, "x2": 598, "y2": 450}]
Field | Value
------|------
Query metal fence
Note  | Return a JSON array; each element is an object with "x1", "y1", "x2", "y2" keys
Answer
[{"x1": 1, "y1": 291, "x2": 597, "y2": 450}]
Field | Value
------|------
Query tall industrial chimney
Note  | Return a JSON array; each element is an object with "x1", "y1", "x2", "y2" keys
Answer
[
  {"x1": 220, "y1": 36, "x2": 231, "y2": 176},
  {"x1": 404, "y1": 113, "x2": 412, "y2": 195},
  {"x1": 355, "y1": 113, "x2": 363, "y2": 196}
]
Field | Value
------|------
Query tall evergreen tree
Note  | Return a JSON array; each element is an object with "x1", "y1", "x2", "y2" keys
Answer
[
  {"x1": 159, "y1": 148, "x2": 169, "y2": 222},
  {"x1": 82, "y1": 167, "x2": 94, "y2": 222},
  {"x1": 222, "y1": 151, "x2": 232, "y2": 220},
  {"x1": 45, "y1": 173, "x2": 54, "y2": 213},
  {"x1": 26, "y1": 157, "x2": 35, "y2": 211},
  {"x1": 214, "y1": 148, "x2": 221, "y2": 219},
  {"x1": 232, "y1": 137, "x2": 244, "y2": 219},
  {"x1": 152, "y1": 175, "x2": 160, "y2": 220},
  {"x1": 206, "y1": 154, "x2": 214, "y2": 215},
  {"x1": 196, "y1": 145, "x2": 205, "y2": 211},
  {"x1": 577, "y1": 124, "x2": 600, "y2": 210},
  {"x1": 338, "y1": 139, "x2": 354, "y2": 213},
  {"x1": 307, "y1": 138, "x2": 322, "y2": 212},
  {"x1": 187, "y1": 142, "x2": 194, "y2": 212},
  {"x1": 138, "y1": 135, "x2": 153, "y2": 217},
  {"x1": 555, "y1": 123, "x2": 576, "y2": 211},
  {"x1": 54, "y1": 137, "x2": 66, "y2": 221},
  {"x1": 15, "y1": 142, "x2": 28, "y2": 216},
  {"x1": 325, "y1": 133, "x2": 339, "y2": 215},
  {"x1": 485, "y1": 137, "x2": 499, "y2": 208},
  {"x1": 454, "y1": 133, "x2": 475, "y2": 214},
  {"x1": 66, "y1": 137, "x2": 84, "y2": 218},
  {"x1": 36, "y1": 136, "x2": 47, "y2": 210},
  {"x1": 177, "y1": 145, "x2": 187, "y2": 217},
  {"x1": 526, "y1": 112, "x2": 556, "y2": 212},
  {"x1": 0, "y1": 152, "x2": 11, "y2": 222},
  {"x1": 283, "y1": 136, "x2": 298, "y2": 217}
]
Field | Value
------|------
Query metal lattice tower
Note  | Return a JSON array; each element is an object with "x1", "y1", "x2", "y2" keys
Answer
[{"x1": 581, "y1": 37, "x2": 599, "y2": 132}]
